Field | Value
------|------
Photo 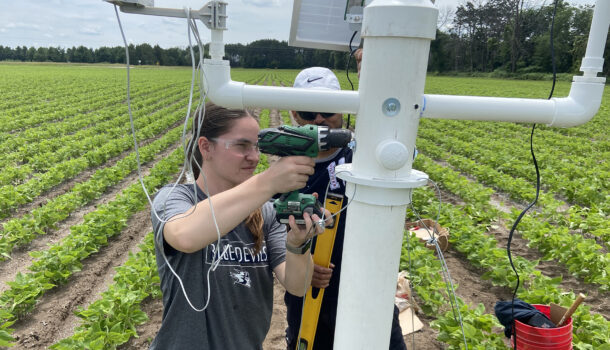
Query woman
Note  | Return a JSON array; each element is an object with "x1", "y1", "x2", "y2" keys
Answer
[{"x1": 149, "y1": 102, "x2": 325, "y2": 349}]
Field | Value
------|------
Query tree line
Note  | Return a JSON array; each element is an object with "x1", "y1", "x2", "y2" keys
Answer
[
  {"x1": 0, "y1": 42, "x2": 356, "y2": 71},
  {"x1": 0, "y1": 1, "x2": 607, "y2": 75}
]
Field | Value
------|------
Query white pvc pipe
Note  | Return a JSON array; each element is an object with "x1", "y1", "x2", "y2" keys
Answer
[
  {"x1": 335, "y1": 197, "x2": 409, "y2": 349},
  {"x1": 209, "y1": 29, "x2": 225, "y2": 61},
  {"x1": 581, "y1": 0, "x2": 609, "y2": 77},
  {"x1": 203, "y1": 59, "x2": 360, "y2": 113},
  {"x1": 333, "y1": 0, "x2": 437, "y2": 348},
  {"x1": 422, "y1": 0, "x2": 608, "y2": 127},
  {"x1": 242, "y1": 86, "x2": 359, "y2": 113},
  {"x1": 422, "y1": 80, "x2": 605, "y2": 127}
]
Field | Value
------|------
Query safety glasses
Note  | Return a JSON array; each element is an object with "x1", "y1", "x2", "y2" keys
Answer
[
  {"x1": 296, "y1": 111, "x2": 336, "y2": 121},
  {"x1": 211, "y1": 138, "x2": 259, "y2": 156}
]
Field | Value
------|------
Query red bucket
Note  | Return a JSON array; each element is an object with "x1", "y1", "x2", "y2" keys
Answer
[{"x1": 511, "y1": 305, "x2": 572, "y2": 350}]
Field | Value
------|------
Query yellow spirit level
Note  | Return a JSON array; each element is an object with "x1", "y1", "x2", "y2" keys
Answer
[{"x1": 297, "y1": 193, "x2": 344, "y2": 350}]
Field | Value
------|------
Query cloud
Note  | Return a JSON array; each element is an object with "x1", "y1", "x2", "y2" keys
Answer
[
  {"x1": 5, "y1": 22, "x2": 41, "y2": 30},
  {"x1": 241, "y1": 0, "x2": 281, "y2": 7},
  {"x1": 162, "y1": 18, "x2": 183, "y2": 25},
  {"x1": 80, "y1": 25, "x2": 102, "y2": 35}
]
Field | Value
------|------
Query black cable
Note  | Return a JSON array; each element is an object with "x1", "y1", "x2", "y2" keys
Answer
[
  {"x1": 546, "y1": 1, "x2": 558, "y2": 100},
  {"x1": 508, "y1": 1, "x2": 557, "y2": 348},
  {"x1": 345, "y1": 30, "x2": 359, "y2": 129}
]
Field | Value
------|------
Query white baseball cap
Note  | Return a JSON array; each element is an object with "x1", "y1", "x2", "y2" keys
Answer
[{"x1": 293, "y1": 67, "x2": 341, "y2": 91}]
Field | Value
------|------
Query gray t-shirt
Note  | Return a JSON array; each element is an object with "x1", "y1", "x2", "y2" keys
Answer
[{"x1": 149, "y1": 183, "x2": 286, "y2": 350}]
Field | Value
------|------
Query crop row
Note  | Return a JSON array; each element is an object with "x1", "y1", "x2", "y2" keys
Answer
[
  {"x1": 231, "y1": 68, "x2": 269, "y2": 85},
  {"x1": 0, "y1": 82, "x2": 124, "y2": 126},
  {"x1": 0, "y1": 83, "x2": 149, "y2": 134},
  {"x1": 280, "y1": 110, "x2": 292, "y2": 125},
  {"x1": 465, "y1": 121, "x2": 609, "y2": 166},
  {"x1": 0, "y1": 123, "x2": 184, "y2": 261},
  {"x1": 400, "y1": 231, "x2": 507, "y2": 349},
  {"x1": 0, "y1": 88, "x2": 188, "y2": 186},
  {"x1": 0, "y1": 145, "x2": 184, "y2": 345},
  {"x1": 411, "y1": 154, "x2": 610, "y2": 347},
  {"x1": 415, "y1": 132, "x2": 608, "y2": 240},
  {"x1": 0, "y1": 82, "x2": 178, "y2": 163},
  {"x1": 0, "y1": 65, "x2": 126, "y2": 111},
  {"x1": 259, "y1": 109, "x2": 270, "y2": 129},
  {"x1": 415, "y1": 137, "x2": 609, "y2": 289},
  {"x1": 0, "y1": 102, "x2": 188, "y2": 218},
  {"x1": 418, "y1": 119, "x2": 608, "y2": 207},
  {"x1": 49, "y1": 232, "x2": 161, "y2": 349}
]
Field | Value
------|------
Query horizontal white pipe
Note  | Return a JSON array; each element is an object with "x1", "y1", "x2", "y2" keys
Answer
[
  {"x1": 205, "y1": 59, "x2": 604, "y2": 128},
  {"x1": 422, "y1": 80, "x2": 605, "y2": 127},
  {"x1": 203, "y1": 60, "x2": 360, "y2": 113},
  {"x1": 242, "y1": 86, "x2": 359, "y2": 114}
]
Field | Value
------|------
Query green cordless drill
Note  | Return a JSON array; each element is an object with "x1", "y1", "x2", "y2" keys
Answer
[{"x1": 258, "y1": 125, "x2": 352, "y2": 224}]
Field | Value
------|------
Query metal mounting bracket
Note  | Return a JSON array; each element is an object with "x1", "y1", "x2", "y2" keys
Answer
[{"x1": 106, "y1": 0, "x2": 227, "y2": 30}]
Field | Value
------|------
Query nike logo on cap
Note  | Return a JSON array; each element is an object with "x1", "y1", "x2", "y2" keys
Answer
[{"x1": 307, "y1": 77, "x2": 323, "y2": 83}]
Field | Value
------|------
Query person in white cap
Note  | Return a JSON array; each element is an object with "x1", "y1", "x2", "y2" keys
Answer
[{"x1": 284, "y1": 67, "x2": 407, "y2": 349}]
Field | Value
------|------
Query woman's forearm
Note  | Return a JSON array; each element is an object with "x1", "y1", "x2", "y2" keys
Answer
[
  {"x1": 283, "y1": 251, "x2": 314, "y2": 296},
  {"x1": 163, "y1": 174, "x2": 273, "y2": 253}
]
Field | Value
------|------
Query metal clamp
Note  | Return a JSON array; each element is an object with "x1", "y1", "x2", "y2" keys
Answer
[{"x1": 202, "y1": 1, "x2": 227, "y2": 30}]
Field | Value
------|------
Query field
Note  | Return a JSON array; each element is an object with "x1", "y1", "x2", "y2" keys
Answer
[{"x1": 0, "y1": 63, "x2": 608, "y2": 349}]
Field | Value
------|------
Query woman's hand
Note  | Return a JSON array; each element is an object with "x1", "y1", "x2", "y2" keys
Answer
[
  {"x1": 285, "y1": 212, "x2": 325, "y2": 248},
  {"x1": 285, "y1": 204, "x2": 333, "y2": 248},
  {"x1": 261, "y1": 156, "x2": 315, "y2": 195}
]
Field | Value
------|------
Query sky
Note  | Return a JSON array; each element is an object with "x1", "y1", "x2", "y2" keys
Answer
[{"x1": 0, "y1": 0, "x2": 597, "y2": 49}]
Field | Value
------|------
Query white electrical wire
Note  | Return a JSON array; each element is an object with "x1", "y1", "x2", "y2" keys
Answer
[
  {"x1": 408, "y1": 179, "x2": 469, "y2": 350},
  {"x1": 113, "y1": 5, "x2": 225, "y2": 313}
]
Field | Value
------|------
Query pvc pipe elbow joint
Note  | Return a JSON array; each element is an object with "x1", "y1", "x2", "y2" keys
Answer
[
  {"x1": 549, "y1": 80, "x2": 605, "y2": 128},
  {"x1": 208, "y1": 80, "x2": 245, "y2": 109},
  {"x1": 203, "y1": 59, "x2": 245, "y2": 109}
]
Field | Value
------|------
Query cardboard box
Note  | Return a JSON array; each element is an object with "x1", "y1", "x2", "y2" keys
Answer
[{"x1": 405, "y1": 219, "x2": 449, "y2": 252}]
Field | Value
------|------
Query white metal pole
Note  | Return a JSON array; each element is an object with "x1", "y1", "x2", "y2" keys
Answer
[{"x1": 334, "y1": 0, "x2": 437, "y2": 348}]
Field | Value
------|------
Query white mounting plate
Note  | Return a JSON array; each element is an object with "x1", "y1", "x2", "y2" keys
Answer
[
  {"x1": 289, "y1": 0, "x2": 362, "y2": 52},
  {"x1": 335, "y1": 164, "x2": 429, "y2": 189}
]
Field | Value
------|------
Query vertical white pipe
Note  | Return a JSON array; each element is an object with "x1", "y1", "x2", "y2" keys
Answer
[
  {"x1": 580, "y1": 0, "x2": 610, "y2": 77},
  {"x1": 209, "y1": 29, "x2": 225, "y2": 61},
  {"x1": 334, "y1": 0, "x2": 437, "y2": 348},
  {"x1": 336, "y1": 197, "x2": 408, "y2": 349},
  {"x1": 351, "y1": 37, "x2": 430, "y2": 179}
]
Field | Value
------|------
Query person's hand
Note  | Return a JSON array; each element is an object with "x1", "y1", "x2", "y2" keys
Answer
[
  {"x1": 286, "y1": 212, "x2": 324, "y2": 249},
  {"x1": 354, "y1": 48, "x2": 363, "y2": 78},
  {"x1": 311, "y1": 263, "x2": 334, "y2": 288},
  {"x1": 263, "y1": 156, "x2": 315, "y2": 194}
]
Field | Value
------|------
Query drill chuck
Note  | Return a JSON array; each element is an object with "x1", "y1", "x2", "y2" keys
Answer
[{"x1": 318, "y1": 127, "x2": 352, "y2": 151}]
